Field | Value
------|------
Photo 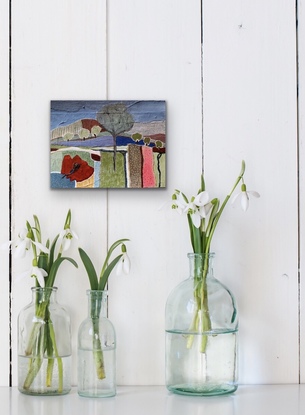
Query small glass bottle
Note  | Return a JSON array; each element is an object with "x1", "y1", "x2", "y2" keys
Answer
[
  {"x1": 165, "y1": 253, "x2": 238, "y2": 396},
  {"x1": 18, "y1": 287, "x2": 72, "y2": 395},
  {"x1": 78, "y1": 290, "x2": 116, "y2": 397}
]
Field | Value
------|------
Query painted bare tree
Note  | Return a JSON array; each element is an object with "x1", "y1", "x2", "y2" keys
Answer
[{"x1": 97, "y1": 103, "x2": 134, "y2": 170}]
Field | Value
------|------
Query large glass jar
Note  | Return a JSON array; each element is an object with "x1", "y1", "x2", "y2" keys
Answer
[
  {"x1": 165, "y1": 253, "x2": 238, "y2": 396},
  {"x1": 78, "y1": 290, "x2": 116, "y2": 398},
  {"x1": 18, "y1": 287, "x2": 72, "y2": 395}
]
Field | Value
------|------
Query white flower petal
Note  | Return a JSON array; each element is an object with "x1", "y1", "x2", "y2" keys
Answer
[
  {"x1": 13, "y1": 239, "x2": 28, "y2": 258},
  {"x1": 248, "y1": 190, "x2": 260, "y2": 198},
  {"x1": 62, "y1": 237, "x2": 71, "y2": 251},
  {"x1": 191, "y1": 211, "x2": 201, "y2": 228},
  {"x1": 194, "y1": 191, "x2": 209, "y2": 207},
  {"x1": 71, "y1": 230, "x2": 79, "y2": 240},
  {"x1": 32, "y1": 241, "x2": 50, "y2": 254},
  {"x1": 241, "y1": 192, "x2": 249, "y2": 212},
  {"x1": 123, "y1": 254, "x2": 131, "y2": 274},
  {"x1": 231, "y1": 192, "x2": 242, "y2": 205},
  {"x1": 0, "y1": 241, "x2": 12, "y2": 250},
  {"x1": 32, "y1": 266, "x2": 47, "y2": 287},
  {"x1": 116, "y1": 253, "x2": 131, "y2": 275}
]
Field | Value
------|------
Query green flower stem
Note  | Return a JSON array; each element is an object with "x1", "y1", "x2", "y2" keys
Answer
[
  {"x1": 23, "y1": 292, "x2": 63, "y2": 392},
  {"x1": 186, "y1": 162, "x2": 246, "y2": 353},
  {"x1": 90, "y1": 296, "x2": 106, "y2": 379},
  {"x1": 92, "y1": 318, "x2": 106, "y2": 380},
  {"x1": 48, "y1": 322, "x2": 63, "y2": 393}
]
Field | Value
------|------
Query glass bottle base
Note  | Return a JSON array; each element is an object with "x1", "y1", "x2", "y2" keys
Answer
[
  {"x1": 166, "y1": 383, "x2": 238, "y2": 396},
  {"x1": 18, "y1": 388, "x2": 71, "y2": 396},
  {"x1": 78, "y1": 390, "x2": 116, "y2": 398}
]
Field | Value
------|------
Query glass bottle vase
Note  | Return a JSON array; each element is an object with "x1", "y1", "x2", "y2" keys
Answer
[
  {"x1": 17, "y1": 287, "x2": 72, "y2": 395},
  {"x1": 78, "y1": 290, "x2": 116, "y2": 398},
  {"x1": 165, "y1": 253, "x2": 238, "y2": 396}
]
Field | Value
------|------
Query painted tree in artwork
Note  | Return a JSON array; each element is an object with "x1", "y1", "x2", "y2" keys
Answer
[{"x1": 97, "y1": 103, "x2": 134, "y2": 170}]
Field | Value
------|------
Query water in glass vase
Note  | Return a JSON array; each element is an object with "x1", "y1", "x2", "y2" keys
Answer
[
  {"x1": 78, "y1": 347, "x2": 116, "y2": 398},
  {"x1": 18, "y1": 355, "x2": 71, "y2": 395},
  {"x1": 165, "y1": 329, "x2": 238, "y2": 396}
]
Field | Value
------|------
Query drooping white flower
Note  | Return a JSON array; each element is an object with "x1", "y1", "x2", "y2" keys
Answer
[
  {"x1": 116, "y1": 244, "x2": 131, "y2": 275},
  {"x1": 172, "y1": 192, "x2": 188, "y2": 214},
  {"x1": 11, "y1": 228, "x2": 49, "y2": 259},
  {"x1": 185, "y1": 191, "x2": 211, "y2": 228},
  {"x1": 58, "y1": 227, "x2": 79, "y2": 251},
  {"x1": 172, "y1": 189, "x2": 212, "y2": 228},
  {"x1": 17, "y1": 265, "x2": 48, "y2": 287},
  {"x1": 231, "y1": 183, "x2": 260, "y2": 212},
  {"x1": 193, "y1": 191, "x2": 209, "y2": 208},
  {"x1": 31, "y1": 266, "x2": 48, "y2": 287}
]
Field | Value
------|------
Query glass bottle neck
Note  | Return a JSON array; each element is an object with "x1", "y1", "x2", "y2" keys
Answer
[
  {"x1": 31, "y1": 287, "x2": 57, "y2": 303},
  {"x1": 188, "y1": 253, "x2": 214, "y2": 280},
  {"x1": 87, "y1": 290, "x2": 108, "y2": 319}
]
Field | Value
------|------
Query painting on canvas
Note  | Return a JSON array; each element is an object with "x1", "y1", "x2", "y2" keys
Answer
[{"x1": 50, "y1": 100, "x2": 166, "y2": 189}]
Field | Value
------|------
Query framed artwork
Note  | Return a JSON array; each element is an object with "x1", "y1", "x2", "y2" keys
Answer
[{"x1": 50, "y1": 100, "x2": 166, "y2": 189}]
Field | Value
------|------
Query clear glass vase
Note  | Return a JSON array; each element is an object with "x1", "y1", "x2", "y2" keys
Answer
[
  {"x1": 18, "y1": 287, "x2": 72, "y2": 395},
  {"x1": 78, "y1": 290, "x2": 116, "y2": 398},
  {"x1": 165, "y1": 253, "x2": 238, "y2": 396}
]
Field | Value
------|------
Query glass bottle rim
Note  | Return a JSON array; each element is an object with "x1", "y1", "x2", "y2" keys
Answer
[
  {"x1": 86, "y1": 289, "x2": 108, "y2": 296},
  {"x1": 31, "y1": 286, "x2": 57, "y2": 292},
  {"x1": 187, "y1": 252, "x2": 215, "y2": 259}
]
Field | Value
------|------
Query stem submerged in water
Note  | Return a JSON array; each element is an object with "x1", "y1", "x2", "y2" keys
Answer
[
  {"x1": 92, "y1": 318, "x2": 106, "y2": 379},
  {"x1": 22, "y1": 291, "x2": 63, "y2": 392}
]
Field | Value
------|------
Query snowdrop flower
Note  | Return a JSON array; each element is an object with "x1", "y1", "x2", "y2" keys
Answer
[
  {"x1": 17, "y1": 263, "x2": 48, "y2": 287},
  {"x1": 11, "y1": 228, "x2": 49, "y2": 259},
  {"x1": 58, "y1": 209, "x2": 78, "y2": 252},
  {"x1": 193, "y1": 191, "x2": 209, "y2": 208},
  {"x1": 231, "y1": 183, "x2": 260, "y2": 212},
  {"x1": 172, "y1": 190, "x2": 212, "y2": 228},
  {"x1": 185, "y1": 191, "x2": 211, "y2": 228},
  {"x1": 58, "y1": 227, "x2": 78, "y2": 252},
  {"x1": 31, "y1": 265, "x2": 48, "y2": 287},
  {"x1": 171, "y1": 191, "x2": 188, "y2": 214},
  {"x1": 116, "y1": 244, "x2": 131, "y2": 275}
]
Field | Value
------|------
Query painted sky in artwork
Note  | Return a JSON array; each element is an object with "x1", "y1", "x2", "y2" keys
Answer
[{"x1": 51, "y1": 100, "x2": 165, "y2": 129}]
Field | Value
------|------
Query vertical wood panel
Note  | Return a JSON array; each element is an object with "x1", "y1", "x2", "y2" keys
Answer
[
  {"x1": 11, "y1": 0, "x2": 108, "y2": 386},
  {"x1": 298, "y1": 0, "x2": 305, "y2": 383},
  {"x1": 0, "y1": 0, "x2": 10, "y2": 386},
  {"x1": 6, "y1": 0, "x2": 302, "y2": 387},
  {"x1": 203, "y1": 0, "x2": 298, "y2": 383},
  {"x1": 107, "y1": 0, "x2": 203, "y2": 384}
]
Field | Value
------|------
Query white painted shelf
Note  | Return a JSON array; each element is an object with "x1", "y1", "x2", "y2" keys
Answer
[{"x1": 4, "y1": 385, "x2": 305, "y2": 415}]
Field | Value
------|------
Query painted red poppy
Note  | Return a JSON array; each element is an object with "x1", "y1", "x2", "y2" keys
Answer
[{"x1": 61, "y1": 155, "x2": 94, "y2": 182}]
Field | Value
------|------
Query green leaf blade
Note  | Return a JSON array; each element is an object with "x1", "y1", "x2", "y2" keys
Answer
[{"x1": 78, "y1": 248, "x2": 99, "y2": 290}]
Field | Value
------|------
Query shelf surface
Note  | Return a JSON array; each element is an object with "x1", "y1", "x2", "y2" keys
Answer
[{"x1": 3, "y1": 385, "x2": 305, "y2": 415}]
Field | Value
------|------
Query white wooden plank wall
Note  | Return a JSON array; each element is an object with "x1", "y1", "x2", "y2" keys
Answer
[
  {"x1": 299, "y1": 0, "x2": 305, "y2": 383},
  {"x1": 10, "y1": 0, "x2": 108, "y2": 386},
  {"x1": 0, "y1": 0, "x2": 10, "y2": 386},
  {"x1": 0, "y1": 0, "x2": 302, "y2": 387},
  {"x1": 203, "y1": 0, "x2": 299, "y2": 384},
  {"x1": 107, "y1": 0, "x2": 202, "y2": 385}
]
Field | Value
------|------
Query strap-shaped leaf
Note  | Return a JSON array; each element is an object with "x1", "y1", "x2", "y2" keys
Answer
[
  {"x1": 45, "y1": 257, "x2": 78, "y2": 288},
  {"x1": 98, "y1": 254, "x2": 122, "y2": 291},
  {"x1": 78, "y1": 248, "x2": 98, "y2": 290},
  {"x1": 48, "y1": 234, "x2": 59, "y2": 272},
  {"x1": 100, "y1": 238, "x2": 129, "y2": 278}
]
